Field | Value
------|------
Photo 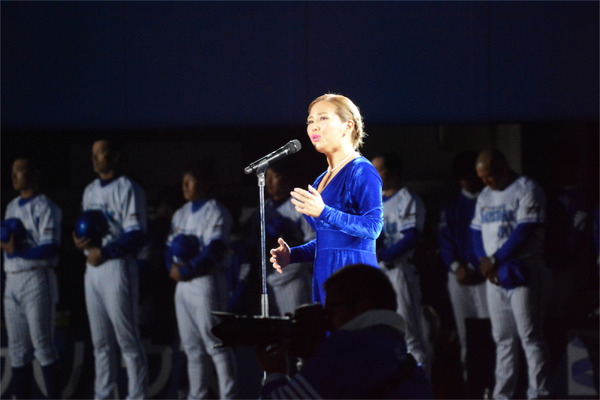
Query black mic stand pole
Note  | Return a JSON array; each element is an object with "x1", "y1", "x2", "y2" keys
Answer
[{"x1": 254, "y1": 160, "x2": 270, "y2": 317}]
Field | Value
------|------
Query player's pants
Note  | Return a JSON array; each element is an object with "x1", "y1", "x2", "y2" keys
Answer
[
  {"x1": 4, "y1": 268, "x2": 59, "y2": 367},
  {"x1": 447, "y1": 272, "x2": 488, "y2": 380},
  {"x1": 175, "y1": 272, "x2": 237, "y2": 399},
  {"x1": 85, "y1": 258, "x2": 148, "y2": 400},
  {"x1": 487, "y1": 265, "x2": 549, "y2": 399},
  {"x1": 267, "y1": 262, "x2": 312, "y2": 316},
  {"x1": 380, "y1": 261, "x2": 431, "y2": 377}
]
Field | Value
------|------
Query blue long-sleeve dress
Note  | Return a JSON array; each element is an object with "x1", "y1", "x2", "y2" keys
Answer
[{"x1": 289, "y1": 156, "x2": 384, "y2": 303}]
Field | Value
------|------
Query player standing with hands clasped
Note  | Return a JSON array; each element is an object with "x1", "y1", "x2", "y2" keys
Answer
[
  {"x1": 164, "y1": 162, "x2": 237, "y2": 399},
  {"x1": 371, "y1": 152, "x2": 431, "y2": 377},
  {"x1": 270, "y1": 93, "x2": 383, "y2": 303},
  {"x1": 2, "y1": 156, "x2": 62, "y2": 399},
  {"x1": 73, "y1": 139, "x2": 149, "y2": 399},
  {"x1": 438, "y1": 151, "x2": 488, "y2": 382},
  {"x1": 471, "y1": 148, "x2": 550, "y2": 399}
]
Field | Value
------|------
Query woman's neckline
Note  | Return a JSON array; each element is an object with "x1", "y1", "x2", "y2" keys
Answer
[{"x1": 318, "y1": 154, "x2": 361, "y2": 193}]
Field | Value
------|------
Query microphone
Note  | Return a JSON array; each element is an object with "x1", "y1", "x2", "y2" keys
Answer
[{"x1": 244, "y1": 139, "x2": 302, "y2": 175}]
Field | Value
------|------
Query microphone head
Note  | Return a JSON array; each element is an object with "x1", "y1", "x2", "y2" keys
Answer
[{"x1": 287, "y1": 139, "x2": 302, "y2": 154}]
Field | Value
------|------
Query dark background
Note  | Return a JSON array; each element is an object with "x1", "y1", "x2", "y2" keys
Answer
[
  {"x1": 1, "y1": 1, "x2": 598, "y2": 398},
  {"x1": 2, "y1": 2, "x2": 598, "y2": 129},
  {"x1": 2, "y1": 1, "x2": 598, "y2": 224}
]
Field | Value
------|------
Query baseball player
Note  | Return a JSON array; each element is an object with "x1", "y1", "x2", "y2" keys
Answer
[
  {"x1": 470, "y1": 148, "x2": 550, "y2": 399},
  {"x1": 371, "y1": 153, "x2": 431, "y2": 377},
  {"x1": 1, "y1": 156, "x2": 62, "y2": 399},
  {"x1": 438, "y1": 151, "x2": 488, "y2": 383},
  {"x1": 73, "y1": 139, "x2": 149, "y2": 399},
  {"x1": 164, "y1": 161, "x2": 237, "y2": 399},
  {"x1": 251, "y1": 162, "x2": 314, "y2": 316}
]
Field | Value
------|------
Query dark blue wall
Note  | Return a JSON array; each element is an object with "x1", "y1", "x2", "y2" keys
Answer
[{"x1": 2, "y1": 1, "x2": 598, "y2": 131}]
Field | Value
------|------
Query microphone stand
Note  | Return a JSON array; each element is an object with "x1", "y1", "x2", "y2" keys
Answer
[
  {"x1": 254, "y1": 162, "x2": 270, "y2": 385},
  {"x1": 253, "y1": 160, "x2": 270, "y2": 317}
]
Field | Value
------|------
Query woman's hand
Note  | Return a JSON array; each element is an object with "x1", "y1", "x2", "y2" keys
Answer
[
  {"x1": 290, "y1": 185, "x2": 324, "y2": 218},
  {"x1": 270, "y1": 237, "x2": 290, "y2": 273}
]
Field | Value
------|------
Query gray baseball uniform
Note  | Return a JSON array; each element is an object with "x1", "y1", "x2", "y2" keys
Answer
[
  {"x1": 378, "y1": 187, "x2": 431, "y2": 376},
  {"x1": 471, "y1": 176, "x2": 549, "y2": 399},
  {"x1": 3, "y1": 194, "x2": 61, "y2": 369},
  {"x1": 82, "y1": 176, "x2": 149, "y2": 399},
  {"x1": 166, "y1": 199, "x2": 237, "y2": 399},
  {"x1": 439, "y1": 188, "x2": 489, "y2": 380}
]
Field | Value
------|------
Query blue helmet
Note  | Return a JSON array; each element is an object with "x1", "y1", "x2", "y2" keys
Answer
[
  {"x1": 171, "y1": 234, "x2": 201, "y2": 263},
  {"x1": 75, "y1": 210, "x2": 108, "y2": 245},
  {"x1": 1, "y1": 218, "x2": 26, "y2": 243}
]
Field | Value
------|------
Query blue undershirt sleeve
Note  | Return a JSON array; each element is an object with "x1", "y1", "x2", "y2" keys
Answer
[
  {"x1": 177, "y1": 239, "x2": 227, "y2": 280},
  {"x1": 12, "y1": 243, "x2": 59, "y2": 260},
  {"x1": 101, "y1": 229, "x2": 148, "y2": 260},
  {"x1": 494, "y1": 222, "x2": 538, "y2": 264},
  {"x1": 471, "y1": 228, "x2": 486, "y2": 259},
  {"x1": 164, "y1": 245, "x2": 174, "y2": 273},
  {"x1": 438, "y1": 225, "x2": 457, "y2": 269},
  {"x1": 377, "y1": 228, "x2": 420, "y2": 262}
]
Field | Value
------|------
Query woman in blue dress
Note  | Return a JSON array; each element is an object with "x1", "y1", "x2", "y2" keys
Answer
[{"x1": 269, "y1": 94, "x2": 384, "y2": 303}]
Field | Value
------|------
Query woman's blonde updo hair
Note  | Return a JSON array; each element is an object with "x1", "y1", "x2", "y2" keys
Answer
[{"x1": 308, "y1": 93, "x2": 367, "y2": 150}]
